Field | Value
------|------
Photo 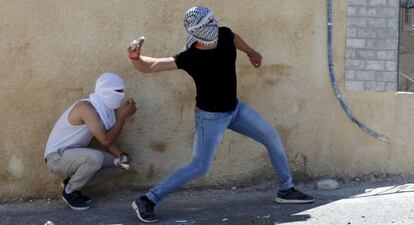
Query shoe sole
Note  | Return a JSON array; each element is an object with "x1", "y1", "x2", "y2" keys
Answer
[
  {"x1": 61, "y1": 183, "x2": 91, "y2": 204},
  {"x1": 274, "y1": 197, "x2": 315, "y2": 204},
  {"x1": 131, "y1": 201, "x2": 158, "y2": 223},
  {"x1": 61, "y1": 196, "x2": 90, "y2": 210}
]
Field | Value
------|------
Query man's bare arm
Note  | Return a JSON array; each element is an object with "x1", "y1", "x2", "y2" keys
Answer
[
  {"x1": 75, "y1": 99, "x2": 136, "y2": 148},
  {"x1": 233, "y1": 33, "x2": 263, "y2": 68},
  {"x1": 107, "y1": 142, "x2": 124, "y2": 157},
  {"x1": 130, "y1": 56, "x2": 177, "y2": 73},
  {"x1": 127, "y1": 37, "x2": 177, "y2": 73}
]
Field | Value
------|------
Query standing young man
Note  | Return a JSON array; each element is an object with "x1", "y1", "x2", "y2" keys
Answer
[
  {"x1": 127, "y1": 6, "x2": 314, "y2": 223},
  {"x1": 44, "y1": 73, "x2": 136, "y2": 210}
]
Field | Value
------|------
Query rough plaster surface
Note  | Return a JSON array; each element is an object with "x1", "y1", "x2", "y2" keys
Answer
[{"x1": 1, "y1": 1, "x2": 411, "y2": 200}]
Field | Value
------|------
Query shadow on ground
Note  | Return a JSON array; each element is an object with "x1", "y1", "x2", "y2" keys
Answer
[{"x1": 1, "y1": 176, "x2": 414, "y2": 225}]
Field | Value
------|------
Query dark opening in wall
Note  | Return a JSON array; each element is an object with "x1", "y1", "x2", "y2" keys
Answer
[{"x1": 398, "y1": 0, "x2": 414, "y2": 91}]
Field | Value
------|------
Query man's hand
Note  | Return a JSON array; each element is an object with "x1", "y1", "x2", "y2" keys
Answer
[
  {"x1": 127, "y1": 36, "x2": 145, "y2": 60},
  {"x1": 248, "y1": 51, "x2": 262, "y2": 68},
  {"x1": 121, "y1": 152, "x2": 131, "y2": 164},
  {"x1": 126, "y1": 36, "x2": 178, "y2": 73},
  {"x1": 114, "y1": 152, "x2": 130, "y2": 170},
  {"x1": 119, "y1": 98, "x2": 137, "y2": 121}
]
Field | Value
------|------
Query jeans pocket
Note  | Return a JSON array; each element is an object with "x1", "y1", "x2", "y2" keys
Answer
[
  {"x1": 203, "y1": 112, "x2": 220, "y2": 120},
  {"x1": 195, "y1": 108, "x2": 221, "y2": 120},
  {"x1": 200, "y1": 110, "x2": 224, "y2": 120}
]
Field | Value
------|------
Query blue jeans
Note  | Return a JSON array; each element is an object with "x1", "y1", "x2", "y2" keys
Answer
[{"x1": 146, "y1": 101, "x2": 294, "y2": 204}]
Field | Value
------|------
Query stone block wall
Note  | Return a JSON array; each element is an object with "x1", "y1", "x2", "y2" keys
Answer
[{"x1": 345, "y1": 0, "x2": 400, "y2": 91}]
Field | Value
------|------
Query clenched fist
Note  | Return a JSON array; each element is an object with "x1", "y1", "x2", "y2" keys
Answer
[
  {"x1": 127, "y1": 36, "x2": 145, "y2": 60},
  {"x1": 119, "y1": 98, "x2": 137, "y2": 120}
]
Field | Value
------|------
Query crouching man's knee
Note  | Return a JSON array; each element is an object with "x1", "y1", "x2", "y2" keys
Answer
[{"x1": 86, "y1": 152, "x2": 104, "y2": 171}]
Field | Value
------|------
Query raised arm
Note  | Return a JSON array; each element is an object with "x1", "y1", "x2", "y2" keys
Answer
[
  {"x1": 127, "y1": 37, "x2": 177, "y2": 73},
  {"x1": 233, "y1": 33, "x2": 263, "y2": 68}
]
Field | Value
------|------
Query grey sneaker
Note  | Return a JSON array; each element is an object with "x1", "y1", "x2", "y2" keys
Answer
[
  {"x1": 131, "y1": 196, "x2": 158, "y2": 223},
  {"x1": 275, "y1": 188, "x2": 315, "y2": 204}
]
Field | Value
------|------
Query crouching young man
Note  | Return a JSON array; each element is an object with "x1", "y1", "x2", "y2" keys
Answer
[{"x1": 44, "y1": 73, "x2": 136, "y2": 210}]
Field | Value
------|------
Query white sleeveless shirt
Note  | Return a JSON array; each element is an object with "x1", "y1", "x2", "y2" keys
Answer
[{"x1": 44, "y1": 100, "x2": 94, "y2": 158}]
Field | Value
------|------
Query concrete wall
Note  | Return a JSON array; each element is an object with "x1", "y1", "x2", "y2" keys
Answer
[{"x1": 1, "y1": 0, "x2": 412, "y2": 200}]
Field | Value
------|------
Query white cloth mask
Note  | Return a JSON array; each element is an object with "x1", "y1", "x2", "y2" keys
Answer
[{"x1": 89, "y1": 73, "x2": 125, "y2": 130}]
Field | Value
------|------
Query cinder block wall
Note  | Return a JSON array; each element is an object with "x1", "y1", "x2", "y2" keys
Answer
[{"x1": 345, "y1": 0, "x2": 399, "y2": 91}]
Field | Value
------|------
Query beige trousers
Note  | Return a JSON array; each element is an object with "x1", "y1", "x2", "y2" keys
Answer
[{"x1": 46, "y1": 148, "x2": 123, "y2": 193}]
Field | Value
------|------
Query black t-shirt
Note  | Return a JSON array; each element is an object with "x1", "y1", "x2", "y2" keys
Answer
[{"x1": 173, "y1": 27, "x2": 237, "y2": 112}]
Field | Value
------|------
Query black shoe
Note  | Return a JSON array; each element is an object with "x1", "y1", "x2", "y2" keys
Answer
[
  {"x1": 131, "y1": 196, "x2": 158, "y2": 223},
  {"x1": 61, "y1": 177, "x2": 91, "y2": 204},
  {"x1": 275, "y1": 187, "x2": 315, "y2": 204},
  {"x1": 62, "y1": 189, "x2": 90, "y2": 210}
]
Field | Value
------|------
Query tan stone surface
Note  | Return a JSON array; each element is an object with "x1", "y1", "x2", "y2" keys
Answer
[{"x1": 1, "y1": 1, "x2": 410, "y2": 199}]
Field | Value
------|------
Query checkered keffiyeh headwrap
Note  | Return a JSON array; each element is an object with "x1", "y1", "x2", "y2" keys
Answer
[{"x1": 184, "y1": 6, "x2": 218, "y2": 50}]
